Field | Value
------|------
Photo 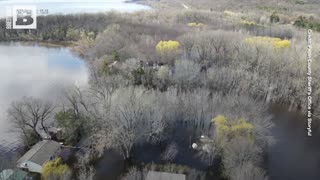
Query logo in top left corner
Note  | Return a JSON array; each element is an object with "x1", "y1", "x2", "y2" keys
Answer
[{"x1": 6, "y1": 6, "x2": 37, "y2": 29}]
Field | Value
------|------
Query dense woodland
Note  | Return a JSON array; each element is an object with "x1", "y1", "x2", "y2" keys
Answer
[{"x1": 1, "y1": 0, "x2": 320, "y2": 180}]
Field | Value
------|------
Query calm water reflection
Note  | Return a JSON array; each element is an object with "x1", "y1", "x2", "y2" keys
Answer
[
  {"x1": 0, "y1": 42, "x2": 88, "y2": 147},
  {"x1": 0, "y1": 0, "x2": 151, "y2": 17}
]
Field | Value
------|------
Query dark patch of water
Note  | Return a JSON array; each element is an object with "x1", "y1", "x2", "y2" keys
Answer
[{"x1": 266, "y1": 106, "x2": 320, "y2": 180}]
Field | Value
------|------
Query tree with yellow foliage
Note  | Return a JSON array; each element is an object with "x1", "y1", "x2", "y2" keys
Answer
[
  {"x1": 212, "y1": 115, "x2": 254, "y2": 143},
  {"x1": 156, "y1": 40, "x2": 180, "y2": 54},
  {"x1": 211, "y1": 115, "x2": 267, "y2": 180},
  {"x1": 42, "y1": 158, "x2": 71, "y2": 180},
  {"x1": 187, "y1": 22, "x2": 204, "y2": 27},
  {"x1": 156, "y1": 40, "x2": 181, "y2": 64},
  {"x1": 245, "y1": 36, "x2": 290, "y2": 49},
  {"x1": 272, "y1": 39, "x2": 290, "y2": 48}
]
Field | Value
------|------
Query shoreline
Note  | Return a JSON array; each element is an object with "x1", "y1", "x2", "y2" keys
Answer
[{"x1": 0, "y1": 40, "x2": 76, "y2": 48}]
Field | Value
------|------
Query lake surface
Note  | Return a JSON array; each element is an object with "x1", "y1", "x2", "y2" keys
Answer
[
  {"x1": 0, "y1": 0, "x2": 151, "y2": 17},
  {"x1": 0, "y1": 0, "x2": 150, "y2": 156},
  {"x1": 0, "y1": 42, "x2": 88, "y2": 150}
]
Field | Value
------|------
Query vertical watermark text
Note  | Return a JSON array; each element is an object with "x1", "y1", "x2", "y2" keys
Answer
[{"x1": 307, "y1": 29, "x2": 313, "y2": 137}]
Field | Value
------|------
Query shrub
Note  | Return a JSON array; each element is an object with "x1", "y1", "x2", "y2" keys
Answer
[
  {"x1": 55, "y1": 110, "x2": 82, "y2": 145},
  {"x1": 243, "y1": 25, "x2": 294, "y2": 39},
  {"x1": 113, "y1": 50, "x2": 120, "y2": 61},
  {"x1": 212, "y1": 115, "x2": 254, "y2": 142},
  {"x1": 157, "y1": 65, "x2": 170, "y2": 80},
  {"x1": 224, "y1": 10, "x2": 236, "y2": 17},
  {"x1": 212, "y1": 115, "x2": 267, "y2": 180},
  {"x1": 187, "y1": 22, "x2": 204, "y2": 27},
  {"x1": 156, "y1": 40, "x2": 181, "y2": 64},
  {"x1": 294, "y1": 16, "x2": 320, "y2": 32},
  {"x1": 176, "y1": 10, "x2": 210, "y2": 24},
  {"x1": 294, "y1": 16, "x2": 309, "y2": 28},
  {"x1": 245, "y1": 36, "x2": 290, "y2": 49},
  {"x1": 131, "y1": 67, "x2": 145, "y2": 86},
  {"x1": 156, "y1": 40, "x2": 180, "y2": 54},
  {"x1": 173, "y1": 60, "x2": 201, "y2": 90},
  {"x1": 42, "y1": 158, "x2": 71, "y2": 180},
  {"x1": 270, "y1": 12, "x2": 280, "y2": 23},
  {"x1": 272, "y1": 39, "x2": 290, "y2": 48},
  {"x1": 295, "y1": 0, "x2": 305, "y2": 5},
  {"x1": 240, "y1": 20, "x2": 257, "y2": 26}
]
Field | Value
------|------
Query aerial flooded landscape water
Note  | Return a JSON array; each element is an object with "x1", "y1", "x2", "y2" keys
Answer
[{"x1": 0, "y1": 0, "x2": 319, "y2": 180}]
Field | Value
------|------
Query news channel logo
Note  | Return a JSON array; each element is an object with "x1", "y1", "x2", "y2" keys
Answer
[{"x1": 6, "y1": 6, "x2": 37, "y2": 29}]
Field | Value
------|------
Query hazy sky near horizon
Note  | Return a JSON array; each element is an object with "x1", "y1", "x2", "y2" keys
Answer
[
  {"x1": 0, "y1": 0, "x2": 150, "y2": 17},
  {"x1": 0, "y1": 0, "x2": 125, "y2": 3}
]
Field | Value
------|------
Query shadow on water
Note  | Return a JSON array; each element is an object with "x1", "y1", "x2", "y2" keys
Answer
[{"x1": 266, "y1": 105, "x2": 320, "y2": 180}]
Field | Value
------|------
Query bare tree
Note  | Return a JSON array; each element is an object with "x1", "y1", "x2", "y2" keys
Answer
[
  {"x1": 229, "y1": 162, "x2": 268, "y2": 180},
  {"x1": 8, "y1": 97, "x2": 54, "y2": 145},
  {"x1": 78, "y1": 166, "x2": 96, "y2": 180},
  {"x1": 121, "y1": 167, "x2": 145, "y2": 180},
  {"x1": 173, "y1": 60, "x2": 201, "y2": 91},
  {"x1": 74, "y1": 147, "x2": 97, "y2": 180},
  {"x1": 222, "y1": 137, "x2": 265, "y2": 180},
  {"x1": 108, "y1": 88, "x2": 147, "y2": 160},
  {"x1": 197, "y1": 141, "x2": 216, "y2": 167},
  {"x1": 161, "y1": 142, "x2": 178, "y2": 162}
]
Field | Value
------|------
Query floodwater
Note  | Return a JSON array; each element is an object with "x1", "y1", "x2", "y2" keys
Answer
[
  {"x1": 266, "y1": 107, "x2": 320, "y2": 180},
  {"x1": 94, "y1": 108, "x2": 320, "y2": 180},
  {"x1": 0, "y1": 42, "x2": 88, "y2": 150}
]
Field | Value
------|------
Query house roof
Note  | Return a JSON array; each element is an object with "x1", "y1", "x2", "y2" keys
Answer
[
  {"x1": 0, "y1": 169, "x2": 28, "y2": 180},
  {"x1": 0, "y1": 169, "x2": 13, "y2": 180},
  {"x1": 48, "y1": 127, "x2": 62, "y2": 133},
  {"x1": 17, "y1": 140, "x2": 60, "y2": 165},
  {"x1": 146, "y1": 171, "x2": 186, "y2": 180}
]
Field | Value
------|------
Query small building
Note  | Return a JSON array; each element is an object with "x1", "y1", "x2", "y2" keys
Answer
[
  {"x1": 48, "y1": 127, "x2": 63, "y2": 140},
  {"x1": 0, "y1": 169, "x2": 29, "y2": 180},
  {"x1": 146, "y1": 171, "x2": 186, "y2": 180},
  {"x1": 16, "y1": 140, "x2": 61, "y2": 173}
]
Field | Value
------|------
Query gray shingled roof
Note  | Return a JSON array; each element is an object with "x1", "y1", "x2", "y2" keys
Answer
[
  {"x1": 146, "y1": 171, "x2": 186, "y2": 180},
  {"x1": 17, "y1": 140, "x2": 60, "y2": 165}
]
